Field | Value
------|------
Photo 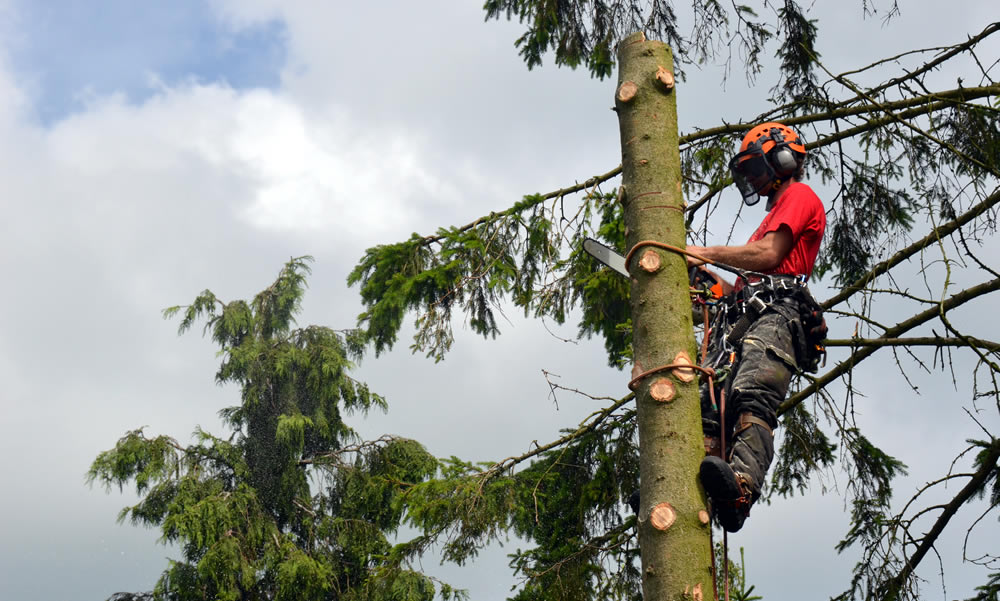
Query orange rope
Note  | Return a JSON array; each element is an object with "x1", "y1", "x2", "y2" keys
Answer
[
  {"x1": 702, "y1": 304, "x2": 721, "y2": 601},
  {"x1": 624, "y1": 239, "x2": 715, "y2": 270},
  {"x1": 627, "y1": 362, "x2": 715, "y2": 391}
]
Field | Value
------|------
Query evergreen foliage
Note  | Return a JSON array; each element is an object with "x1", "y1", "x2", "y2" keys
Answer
[
  {"x1": 349, "y1": 192, "x2": 633, "y2": 365},
  {"x1": 346, "y1": 9, "x2": 1000, "y2": 601},
  {"x1": 399, "y1": 401, "x2": 641, "y2": 601},
  {"x1": 768, "y1": 402, "x2": 836, "y2": 498},
  {"x1": 713, "y1": 545, "x2": 762, "y2": 601},
  {"x1": 482, "y1": 0, "x2": 826, "y2": 83},
  {"x1": 966, "y1": 572, "x2": 1000, "y2": 601},
  {"x1": 90, "y1": 258, "x2": 448, "y2": 601}
]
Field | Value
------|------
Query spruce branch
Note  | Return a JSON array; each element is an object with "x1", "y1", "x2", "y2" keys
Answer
[
  {"x1": 781, "y1": 277, "x2": 1000, "y2": 416},
  {"x1": 823, "y1": 337, "x2": 1000, "y2": 352},
  {"x1": 421, "y1": 166, "x2": 623, "y2": 246},
  {"x1": 815, "y1": 59, "x2": 1000, "y2": 179},
  {"x1": 298, "y1": 435, "x2": 404, "y2": 466},
  {"x1": 823, "y1": 187, "x2": 1000, "y2": 311},
  {"x1": 480, "y1": 392, "x2": 634, "y2": 480},
  {"x1": 838, "y1": 22, "x2": 1000, "y2": 101},
  {"x1": 884, "y1": 440, "x2": 1000, "y2": 601},
  {"x1": 681, "y1": 85, "x2": 998, "y2": 148},
  {"x1": 397, "y1": 84, "x2": 998, "y2": 256},
  {"x1": 513, "y1": 518, "x2": 636, "y2": 582}
]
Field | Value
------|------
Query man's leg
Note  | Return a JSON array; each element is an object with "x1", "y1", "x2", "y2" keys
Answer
[{"x1": 700, "y1": 310, "x2": 797, "y2": 531}]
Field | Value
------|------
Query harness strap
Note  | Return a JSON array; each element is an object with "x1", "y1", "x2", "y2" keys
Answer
[
  {"x1": 725, "y1": 295, "x2": 767, "y2": 347},
  {"x1": 733, "y1": 413, "x2": 773, "y2": 438}
]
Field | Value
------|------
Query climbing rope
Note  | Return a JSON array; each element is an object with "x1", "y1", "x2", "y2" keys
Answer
[
  {"x1": 627, "y1": 362, "x2": 715, "y2": 391},
  {"x1": 624, "y1": 239, "x2": 767, "y2": 280},
  {"x1": 624, "y1": 240, "x2": 712, "y2": 270}
]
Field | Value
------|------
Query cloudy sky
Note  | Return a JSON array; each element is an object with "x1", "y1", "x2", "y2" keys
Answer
[{"x1": 0, "y1": 1, "x2": 997, "y2": 600}]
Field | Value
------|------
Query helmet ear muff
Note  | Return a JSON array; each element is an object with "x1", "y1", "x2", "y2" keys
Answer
[
  {"x1": 763, "y1": 127, "x2": 803, "y2": 177},
  {"x1": 770, "y1": 145, "x2": 799, "y2": 174}
]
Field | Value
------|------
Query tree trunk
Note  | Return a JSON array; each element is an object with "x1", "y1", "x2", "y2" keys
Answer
[{"x1": 615, "y1": 32, "x2": 714, "y2": 600}]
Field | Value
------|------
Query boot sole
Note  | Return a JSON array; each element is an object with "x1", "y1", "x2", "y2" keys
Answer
[
  {"x1": 699, "y1": 456, "x2": 747, "y2": 532},
  {"x1": 699, "y1": 456, "x2": 742, "y2": 500}
]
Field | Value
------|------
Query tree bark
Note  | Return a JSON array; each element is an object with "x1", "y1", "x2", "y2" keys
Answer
[{"x1": 616, "y1": 32, "x2": 713, "y2": 600}]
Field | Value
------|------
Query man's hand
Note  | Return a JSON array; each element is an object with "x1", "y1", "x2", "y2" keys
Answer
[{"x1": 689, "y1": 264, "x2": 733, "y2": 296}]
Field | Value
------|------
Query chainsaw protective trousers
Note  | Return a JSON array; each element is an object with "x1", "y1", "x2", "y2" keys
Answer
[{"x1": 701, "y1": 302, "x2": 800, "y2": 499}]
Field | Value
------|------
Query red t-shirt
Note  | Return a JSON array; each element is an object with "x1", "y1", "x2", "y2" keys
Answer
[{"x1": 747, "y1": 182, "x2": 825, "y2": 277}]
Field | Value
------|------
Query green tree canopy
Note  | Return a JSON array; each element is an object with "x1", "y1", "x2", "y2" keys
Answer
[
  {"x1": 89, "y1": 258, "x2": 454, "y2": 601},
  {"x1": 483, "y1": 0, "x2": 824, "y2": 85}
]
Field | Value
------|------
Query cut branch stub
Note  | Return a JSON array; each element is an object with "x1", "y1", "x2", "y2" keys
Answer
[
  {"x1": 650, "y1": 502, "x2": 677, "y2": 530},
  {"x1": 655, "y1": 66, "x2": 675, "y2": 91},
  {"x1": 639, "y1": 249, "x2": 662, "y2": 273},
  {"x1": 697, "y1": 509, "x2": 710, "y2": 525},
  {"x1": 671, "y1": 351, "x2": 696, "y2": 382},
  {"x1": 650, "y1": 378, "x2": 676, "y2": 402},
  {"x1": 618, "y1": 81, "x2": 639, "y2": 103}
]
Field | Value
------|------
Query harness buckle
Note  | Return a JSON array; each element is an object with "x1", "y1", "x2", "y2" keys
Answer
[{"x1": 747, "y1": 295, "x2": 767, "y2": 315}]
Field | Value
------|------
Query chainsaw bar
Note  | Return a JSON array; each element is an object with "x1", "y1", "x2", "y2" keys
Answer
[{"x1": 583, "y1": 237, "x2": 629, "y2": 278}]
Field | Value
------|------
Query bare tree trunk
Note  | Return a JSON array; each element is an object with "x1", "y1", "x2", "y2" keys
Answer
[{"x1": 615, "y1": 32, "x2": 714, "y2": 600}]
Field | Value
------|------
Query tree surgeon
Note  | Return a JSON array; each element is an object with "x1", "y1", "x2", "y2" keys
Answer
[{"x1": 686, "y1": 122, "x2": 827, "y2": 532}]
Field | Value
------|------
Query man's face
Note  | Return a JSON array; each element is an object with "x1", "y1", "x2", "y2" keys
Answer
[
  {"x1": 737, "y1": 154, "x2": 773, "y2": 195},
  {"x1": 731, "y1": 152, "x2": 775, "y2": 206},
  {"x1": 729, "y1": 144, "x2": 780, "y2": 206}
]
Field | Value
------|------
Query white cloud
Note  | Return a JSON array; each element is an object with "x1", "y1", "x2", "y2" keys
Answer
[
  {"x1": 227, "y1": 93, "x2": 461, "y2": 236},
  {"x1": 26, "y1": 78, "x2": 476, "y2": 253}
]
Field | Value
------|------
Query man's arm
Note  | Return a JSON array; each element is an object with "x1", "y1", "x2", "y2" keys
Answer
[{"x1": 686, "y1": 225, "x2": 794, "y2": 273}]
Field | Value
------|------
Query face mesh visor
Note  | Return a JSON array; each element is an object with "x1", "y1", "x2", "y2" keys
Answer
[{"x1": 729, "y1": 150, "x2": 773, "y2": 206}]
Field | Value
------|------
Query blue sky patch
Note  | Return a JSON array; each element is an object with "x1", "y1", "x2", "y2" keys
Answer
[{"x1": 7, "y1": 0, "x2": 288, "y2": 125}]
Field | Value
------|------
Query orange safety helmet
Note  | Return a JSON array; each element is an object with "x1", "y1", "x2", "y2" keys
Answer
[{"x1": 729, "y1": 122, "x2": 806, "y2": 206}]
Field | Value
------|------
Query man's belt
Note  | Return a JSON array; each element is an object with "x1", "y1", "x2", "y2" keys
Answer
[{"x1": 725, "y1": 274, "x2": 809, "y2": 348}]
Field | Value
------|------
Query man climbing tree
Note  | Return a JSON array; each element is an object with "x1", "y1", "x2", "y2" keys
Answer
[{"x1": 685, "y1": 122, "x2": 826, "y2": 532}]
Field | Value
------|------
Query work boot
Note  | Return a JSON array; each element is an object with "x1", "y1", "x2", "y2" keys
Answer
[
  {"x1": 728, "y1": 417, "x2": 774, "y2": 496},
  {"x1": 700, "y1": 413, "x2": 774, "y2": 532},
  {"x1": 699, "y1": 456, "x2": 753, "y2": 532}
]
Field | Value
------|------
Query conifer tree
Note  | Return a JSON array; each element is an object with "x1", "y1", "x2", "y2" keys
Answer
[
  {"x1": 89, "y1": 258, "x2": 454, "y2": 601},
  {"x1": 349, "y1": 5, "x2": 1000, "y2": 600}
]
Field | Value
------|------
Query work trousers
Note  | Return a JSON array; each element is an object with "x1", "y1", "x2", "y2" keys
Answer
[{"x1": 700, "y1": 300, "x2": 802, "y2": 499}]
